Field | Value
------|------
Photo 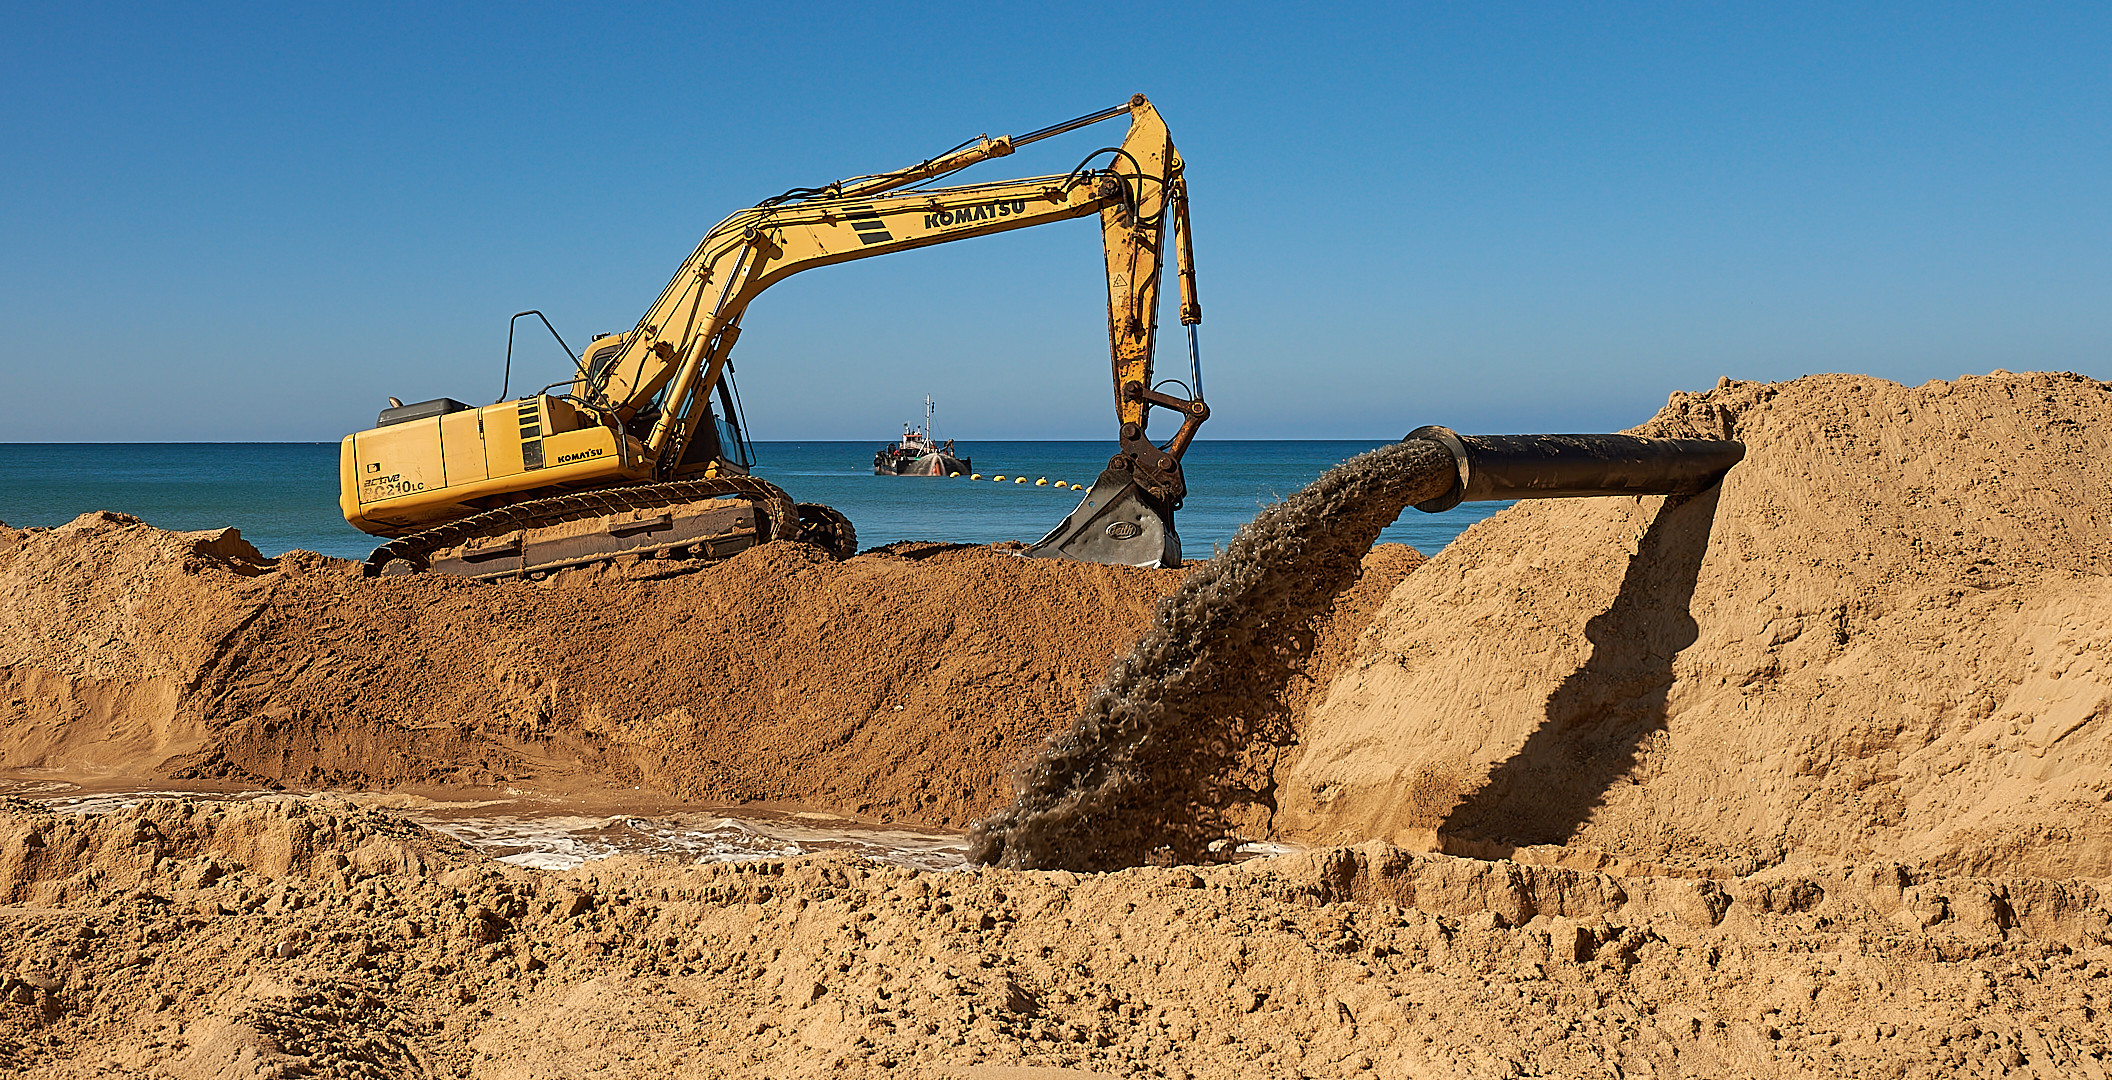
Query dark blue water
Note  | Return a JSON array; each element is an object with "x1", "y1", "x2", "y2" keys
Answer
[{"x1": 0, "y1": 442, "x2": 1507, "y2": 562}]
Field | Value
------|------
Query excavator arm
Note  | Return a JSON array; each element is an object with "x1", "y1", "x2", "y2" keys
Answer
[{"x1": 579, "y1": 94, "x2": 1207, "y2": 564}]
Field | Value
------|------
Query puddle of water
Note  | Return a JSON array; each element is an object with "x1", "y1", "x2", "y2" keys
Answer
[
  {"x1": 407, "y1": 810, "x2": 970, "y2": 873},
  {"x1": 7, "y1": 784, "x2": 970, "y2": 872},
  {"x1": 26, "y1": 789, "x2": 283, "y2": 815},
  {"x1": 1227, "y1": 840, "x2": 1302, "y2": 859}
]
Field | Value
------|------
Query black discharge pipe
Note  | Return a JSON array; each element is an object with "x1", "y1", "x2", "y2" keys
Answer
[{"x1": 1405, "y1": 425, "x2": 1745, "y2": 512}]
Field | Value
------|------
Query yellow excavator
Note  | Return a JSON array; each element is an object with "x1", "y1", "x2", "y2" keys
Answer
[{"x1": 340, "y1": 94, "x2": 1209, "y2": 579}]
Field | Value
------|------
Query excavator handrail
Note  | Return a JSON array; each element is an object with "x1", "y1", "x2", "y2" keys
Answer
[{"x1": 500, "y1": 310, "x2": 579, "y2": 404}]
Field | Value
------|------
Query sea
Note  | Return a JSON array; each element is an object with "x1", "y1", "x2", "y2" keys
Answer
[{"x1": 0, "y1": 441, "x2": 1509, "y2": 562}]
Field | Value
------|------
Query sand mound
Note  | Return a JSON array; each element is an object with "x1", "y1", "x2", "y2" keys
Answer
[
  {"x1": 1282, "y1": 371, "x2": 2112, "y2": 877},
  {"x1": 4, "y1": 798, "x2": 2108, "y2": 1078},
  {"x1": 0, "y1": 513, "x2": 1419, "y2": 827}
]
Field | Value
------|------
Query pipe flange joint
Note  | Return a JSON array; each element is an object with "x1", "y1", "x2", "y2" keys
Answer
[{"x1": 1404, "y1": 425, "x2": 1471, "y2": 513}]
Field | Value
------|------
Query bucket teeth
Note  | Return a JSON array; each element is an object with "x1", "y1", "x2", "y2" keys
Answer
[{"x1": 1023, "y1": 470, "x2": 1182, "y2": 568}]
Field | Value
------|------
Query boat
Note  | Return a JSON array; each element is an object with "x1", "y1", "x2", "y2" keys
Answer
[{"x1": 873, "y1": 396, "x2": 971, "y2": 476}]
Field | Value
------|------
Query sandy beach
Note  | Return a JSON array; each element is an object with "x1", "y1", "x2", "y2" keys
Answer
[{"x1": 6, "y1": 371, "x2": 2112, "y2": 1077}]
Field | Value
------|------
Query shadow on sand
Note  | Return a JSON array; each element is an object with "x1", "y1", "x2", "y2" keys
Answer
[{"x1": 1440, "y1": 487, "x2": 1722, "y2": 848}]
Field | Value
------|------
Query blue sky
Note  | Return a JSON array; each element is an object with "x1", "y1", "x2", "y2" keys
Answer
[{"x1": 3, "y1": 3, "x2": 2106, "y2": 441}]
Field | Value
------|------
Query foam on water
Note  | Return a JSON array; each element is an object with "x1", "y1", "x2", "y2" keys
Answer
[
  {"x1": 421, "y1": 812, "x2": 970, "y2": 872},
  {"x1": 16, "y1": 786, "x2": 969, "y2": 872}
]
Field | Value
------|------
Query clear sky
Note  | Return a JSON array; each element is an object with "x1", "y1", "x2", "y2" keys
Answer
[{"x1": 4, "y1": 3, "x2": 2106, "y2": 442}]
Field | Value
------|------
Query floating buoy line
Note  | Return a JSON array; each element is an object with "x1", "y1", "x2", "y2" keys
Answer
[{"x1": 961, "y1": 473, "x2": 1083, "y2": 490}]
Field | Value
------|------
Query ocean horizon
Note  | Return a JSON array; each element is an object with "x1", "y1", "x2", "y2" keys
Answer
[{"x1": 0, "y1": 440, "x2": 1509, "y2": 563}]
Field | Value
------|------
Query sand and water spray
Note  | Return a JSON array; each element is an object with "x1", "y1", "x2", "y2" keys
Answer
[{"x1": 968, "y1": 438, "x2": 1461, "y2": 870}]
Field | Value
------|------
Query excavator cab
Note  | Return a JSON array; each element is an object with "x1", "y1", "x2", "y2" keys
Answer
[
  {"x1": 575, "y1": 333, "x2": 628, "y2": 403},
  {"x1": 668, "y1": 378, "x2": 753, "y2": 476}
]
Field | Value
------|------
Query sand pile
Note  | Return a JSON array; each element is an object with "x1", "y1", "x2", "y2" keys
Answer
[
  {"x1": 3, "y1": 797, "x2": 2108, "y2": 1078},
  {"x1": 1282, "y1": 371, "x2": 2112, "y2": 878},
  {"x1": 0, "y1": 514, "x2": 1419, "y2": 827}
]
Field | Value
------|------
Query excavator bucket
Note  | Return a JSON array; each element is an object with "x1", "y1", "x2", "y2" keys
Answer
[{"x1": 1023, "y1": 470, "x2": 1182, "y2": 568}]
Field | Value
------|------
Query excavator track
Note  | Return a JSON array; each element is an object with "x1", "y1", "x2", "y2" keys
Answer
[
  {"x1": 795, "y1": 503, "x2": 858, "y2": 561},
  {"x1": 363, "y1": 476, "x2": 837, "y2": 581}
]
